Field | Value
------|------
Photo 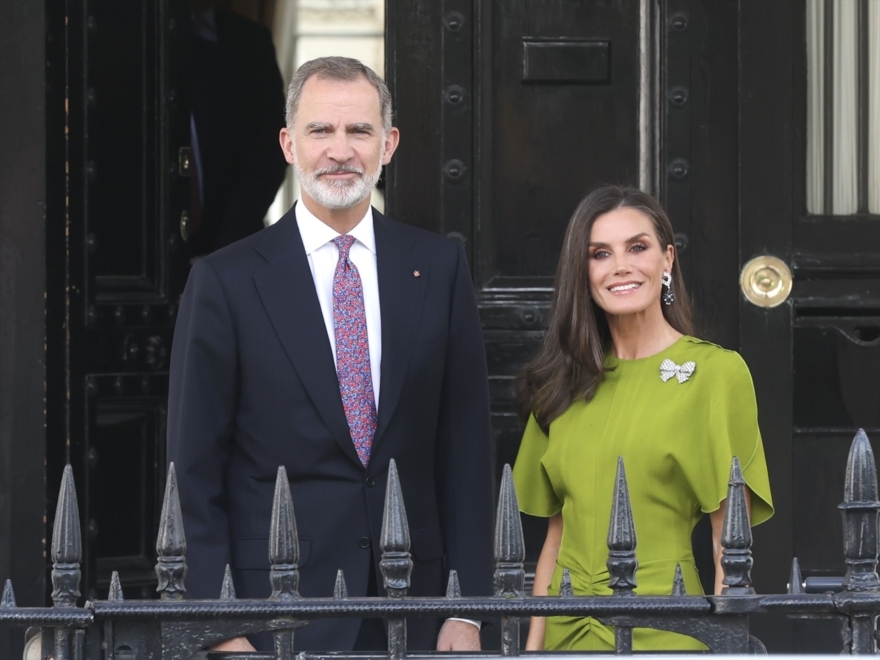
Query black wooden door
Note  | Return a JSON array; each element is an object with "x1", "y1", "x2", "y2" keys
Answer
[
  {"x1": 387, "y1": 0, "x2": 660, "y2": 586},
  {"x1": 387, "y1": 0, "x2": 744, "y2": 594},
  {"x1": 388, "y1": 0, "x2": 880, "y2": 654},
  {"x1": 46, "y1": 0, "x2": 191, "y2": 602},
  {"x1": 739, "y1": 2, "x2": 880, "y2": 653}
]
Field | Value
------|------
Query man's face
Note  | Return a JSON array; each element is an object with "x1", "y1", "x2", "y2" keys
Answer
[{"x1": 280, "y1": 75, "x2": 399, "y2": 211}]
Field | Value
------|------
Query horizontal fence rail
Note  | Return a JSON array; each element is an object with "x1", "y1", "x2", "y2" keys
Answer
[{"x1": 2, "y1": 431, "x2": 880, "y2": 657}]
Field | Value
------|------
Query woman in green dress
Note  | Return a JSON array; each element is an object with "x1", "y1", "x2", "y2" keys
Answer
[{"x1": 512, "y1": 185, "x2": 773, "y2": 652}]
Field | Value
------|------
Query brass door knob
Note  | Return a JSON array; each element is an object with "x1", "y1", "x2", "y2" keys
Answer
[{"x1": 740, "y1": 255, "x2": 792, "y2": 308}]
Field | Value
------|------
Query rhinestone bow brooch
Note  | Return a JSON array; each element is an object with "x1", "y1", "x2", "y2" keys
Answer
[{"x1": 660, "y1": 359, "x2": 696, "y2": 383}]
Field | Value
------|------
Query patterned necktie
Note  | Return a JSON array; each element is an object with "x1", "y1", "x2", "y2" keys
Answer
[{"x1": 332, "y1": 235, "x2": 376, "y2": 466}]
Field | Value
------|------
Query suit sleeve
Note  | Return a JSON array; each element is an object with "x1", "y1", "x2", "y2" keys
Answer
[
  {"x1": 167, "y1": 259, "x2": 238, "y2": 598},
  {"x1": 434, "y1": 243, "x2": 495, "y2": 598}
]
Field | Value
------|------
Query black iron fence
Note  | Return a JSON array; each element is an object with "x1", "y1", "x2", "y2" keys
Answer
[{"x1": 2, "y1": 430, "x2": 880, "y2": 658}]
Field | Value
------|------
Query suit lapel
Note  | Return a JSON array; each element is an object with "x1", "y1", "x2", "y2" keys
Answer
[
  {"x1": 252, "y1": 208, "x2": 362, "y2": 467},
  {"x1": 373, "y1": 211, "x2": 427, "y2": 443}
]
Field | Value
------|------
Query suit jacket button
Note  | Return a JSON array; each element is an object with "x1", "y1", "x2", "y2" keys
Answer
[
  {"x1": 359, "y1": 537, "x2": 370, "y2": 549},
  {"x1": 365, "y1": 476, "x2": 375, "y2": 488}
]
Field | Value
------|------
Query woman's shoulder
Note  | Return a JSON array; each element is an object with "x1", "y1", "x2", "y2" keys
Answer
[{"x1": 675, "y1": 336, "x2": 753, "y2": 382}]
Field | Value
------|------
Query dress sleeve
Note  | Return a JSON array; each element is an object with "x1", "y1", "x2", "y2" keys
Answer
[
  {"x1": 512, "y1": 414, "x2": 562, "y2": 517},
  {"x1": 685, "y1": 352, "x2": 774, "y2": 526}
]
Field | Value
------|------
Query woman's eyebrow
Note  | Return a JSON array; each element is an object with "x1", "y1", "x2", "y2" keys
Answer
[{"x1": 588, "y1": 233, "x2": 651, "y2": 248}]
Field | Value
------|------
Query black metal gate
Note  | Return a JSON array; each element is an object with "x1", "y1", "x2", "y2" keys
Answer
[{"x1": 3, "y1": 430, "x2": 880, "y2": 658}]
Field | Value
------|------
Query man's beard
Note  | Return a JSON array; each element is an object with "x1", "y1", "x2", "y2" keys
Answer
[{"x1": 293, "y1": 155, "x2": 382, "y2": 210}]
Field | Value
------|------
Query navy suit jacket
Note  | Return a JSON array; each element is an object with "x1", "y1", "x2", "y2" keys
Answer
[{"x1": 167, "y1": 206, "x2": 495, "y2": 651}]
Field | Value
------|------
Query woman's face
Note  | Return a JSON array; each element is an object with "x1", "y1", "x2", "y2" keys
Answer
[{"x1": 587, "y1": 207, "x2": 674, "y2": 319}]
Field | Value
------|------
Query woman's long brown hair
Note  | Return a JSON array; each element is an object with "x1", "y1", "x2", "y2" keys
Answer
[{"x1": 515, "y1": 185, "x2": 695, "y2": 432}]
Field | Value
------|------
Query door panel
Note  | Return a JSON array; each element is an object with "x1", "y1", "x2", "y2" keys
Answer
[
  {"x1": 793, "y1": 320, "x2": 880, "y2": 429},
  {"x1": 481, "y1": 2, "x2": 642, "y2": 288},
  {"x1": 86, "y1": 1, "x2": 161, "y2": 287},
  {"x1": 46, "y1": 0, "x2": 190, "y2": 602}
]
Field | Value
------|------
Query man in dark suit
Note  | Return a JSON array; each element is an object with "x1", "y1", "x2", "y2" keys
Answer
[
  {"x1": 167, "y1": 57, "x2": 494, "y2": 653},
  {"x1": 188, "y1": 2, "x2": 288, "y2": 256}
]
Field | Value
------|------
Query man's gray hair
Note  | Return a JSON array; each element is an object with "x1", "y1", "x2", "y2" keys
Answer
[{"x1": 285, "y1": 56, "x2": 393, "y2": 135}]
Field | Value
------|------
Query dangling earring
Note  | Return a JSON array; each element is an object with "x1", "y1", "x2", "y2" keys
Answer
[{"x1": 661, "y1": 272, "x2": 675, "y2": 306}]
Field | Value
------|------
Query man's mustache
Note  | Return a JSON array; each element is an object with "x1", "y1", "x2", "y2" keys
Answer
[{"x1": 314, "y1": 165, "x2": 364, "y2": 176}]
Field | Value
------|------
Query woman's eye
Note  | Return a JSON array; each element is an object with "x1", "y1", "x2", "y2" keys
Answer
[
  {"x1": 630, "y1": 243, "x2": 647, "y2": 252},
  {"x1": 591, "y1": 250, "x2": 609, "y2": 259}
]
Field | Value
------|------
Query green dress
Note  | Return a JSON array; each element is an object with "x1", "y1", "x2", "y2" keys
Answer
[{"x1": 512, "y1": 336, "x2": 774, "y2": 652}]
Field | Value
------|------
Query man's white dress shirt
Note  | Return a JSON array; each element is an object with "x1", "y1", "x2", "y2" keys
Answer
[{"x1": 295, "y1": 201, "x2": 382, "y2": 409}]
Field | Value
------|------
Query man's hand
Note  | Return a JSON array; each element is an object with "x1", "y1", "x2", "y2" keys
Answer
[
  {"x1": 436, "y1": 619, "x2": 481, "y2": 651},
  {"x1": 210, "y1": 636, "x2": 257, "y2": 653}
]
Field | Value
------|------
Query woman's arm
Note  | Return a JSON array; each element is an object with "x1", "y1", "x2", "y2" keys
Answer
[
  {"x1": 526, "y1": 513, "x2": 564, "y2": 650},
  {"x1": 709, "y1": 488, "x2": 752, "y2": 595}
]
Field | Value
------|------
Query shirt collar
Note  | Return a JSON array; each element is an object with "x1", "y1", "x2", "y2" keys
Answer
[{"x1": 295, "y1": 200, "x2": 376, "y2": 256}]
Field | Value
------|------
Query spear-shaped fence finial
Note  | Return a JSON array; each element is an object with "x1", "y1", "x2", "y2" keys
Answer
[
  {"x1": 672, "y1": 563, "x2": 687, "y2": 596},
  {"x1": 380, "y1": 459, "x2": 412, "y2": 660},
  {"x1": 841, "y1": 431, "x2": 880, "y2": 652},
  {"x1": 51, "y1": 465, "x2": 82, "y2": 608},
  {"x1": 220, "y1": 564, "x2": 237, "y2": 601},
  {"x1": 720, "y1": 457, "x2": 755, "y2": 595},
  {"x1": 494, "y1": 464, "x2": 525, "y2": 656},
  {"x1": 334, "y1": 570, "x2": 348, "y2": 599},
  {"x1": 559, "y1": 568, "x2": 574, "y2": 597},
  {"x1": 269, "y1": 465, "x2": 300, "y2": 601},
  {"x1": 1, "y1": 579, "x2": 15, "y2": 608},
  {"x1": 156, "y1": 463, "x2": 187, "y2": 600},
  {"x1": 840, "y1": 429, "x2": 880, "y2": 592},
  {"x1": 446, "y1": 569, "x2": 462, "y2": 599},
  {"x1": 269, "y1": 468, "x2": 301, "y2": 660},
  {"x1": 108, "y1": 571, "x2": 123, "y2": 602},
  {"x1": 379, "y1": 459, "x2": 413, "y2": 597},
  {"x1": 607, "y1": 457, "x2": 637, "y2": 596},
  {"x1": 494, "y1": 464, "x2": 525, "y2": 598},
  {"x1": 787, "y1": 557, "x2": 804, "y2": 595}
]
